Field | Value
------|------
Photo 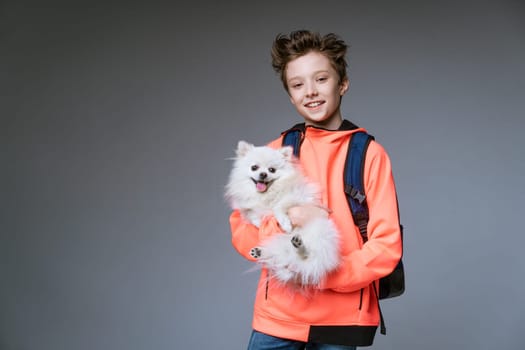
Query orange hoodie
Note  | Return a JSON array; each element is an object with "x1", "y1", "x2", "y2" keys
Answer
[{"x1": 229, "y1": 121, "x2": 403, "y2": 346}]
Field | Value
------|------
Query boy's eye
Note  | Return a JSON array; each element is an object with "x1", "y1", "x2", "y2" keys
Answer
[
  {"x1": 268, "y1": 167, "x2": 276, "y2": 173},
  {"x1": 251, "y1": 165, "x2": 259, "y2": 171},
  {"x1": 317, "y1": 77, "x2": 327, "y2": 82},
  {"x1": 291, "y1": 83, "x2": 303, "y2": 89}
]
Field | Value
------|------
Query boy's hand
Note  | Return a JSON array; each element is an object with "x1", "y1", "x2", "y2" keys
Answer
[{"x1": 287, "y1": 204, "x2": 331, "y2": 228}]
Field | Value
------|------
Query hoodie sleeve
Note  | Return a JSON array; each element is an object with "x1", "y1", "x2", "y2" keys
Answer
[
  {"x1": 319, "y1": 141, "x2": 403, "y2": 292},
  {"x1": 230, "y1": 210, "x2": 284, "y2": 261}
]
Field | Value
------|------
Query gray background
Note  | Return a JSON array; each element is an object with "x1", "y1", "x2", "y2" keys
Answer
[{"x1": 2, "y1": 0, "x2": 524, "y2": 349}]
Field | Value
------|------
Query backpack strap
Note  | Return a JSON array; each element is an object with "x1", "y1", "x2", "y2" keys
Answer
[
  {"x1": 344, "y1": 132, "x2": 389, "y2": 335},
  {"x1": 343, "y1": 131, "x2": 374, "y2": 243},
  {"x1": 281, "y1": 123, "x2": 306, "y2": 157}
]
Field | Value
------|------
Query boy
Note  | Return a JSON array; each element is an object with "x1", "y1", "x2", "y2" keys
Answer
[{"x1": 229, "y1": 30, "x2": 403, "y2": 349}]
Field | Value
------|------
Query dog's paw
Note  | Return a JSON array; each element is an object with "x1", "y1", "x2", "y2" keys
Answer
[
  {"x1": 250, "y1": 247, "x2": 262, "y2": 259},
  {"x1": 275, "y1": 213, "x2": 292, "y2": 232},
  {"x1": 244, "y1": 211, "x2": 261, "y2": 227},
  {"x1": 291, "y1": 235, "x2": 302, "y2": 248},
  {"x1": 250, "y1": 217, "x2": 261, "y2": 228},
  {"x1": 291, "y1": 235, "x2": 308, "y2": 259}
]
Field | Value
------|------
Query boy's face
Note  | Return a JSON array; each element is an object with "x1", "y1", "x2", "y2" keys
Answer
[{"x1": 285, "y1": 51, "x2": 349, "y2": 130}]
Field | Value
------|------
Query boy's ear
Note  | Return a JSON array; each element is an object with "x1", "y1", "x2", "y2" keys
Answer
[
  {"x1": 340, "y1": 78, "x2": 349, "y2": 96},
  {"x1": 280, "y1": 146, "x2": 294, "y2": 160},
  {"x1": 236, "y1": 140, "x2": 253, "y2": 156}
]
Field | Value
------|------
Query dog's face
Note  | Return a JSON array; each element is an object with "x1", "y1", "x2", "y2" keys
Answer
[{"x1": 233, "y1": 141, "x2": 296, "y2": 193}]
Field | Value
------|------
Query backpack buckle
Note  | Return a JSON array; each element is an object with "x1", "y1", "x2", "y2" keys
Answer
[{"x1": 345, "y1": 184, "x2": 366, "y2": 204}]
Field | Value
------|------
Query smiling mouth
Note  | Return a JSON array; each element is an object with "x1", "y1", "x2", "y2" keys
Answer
[
  {"x1": 251, "y1": 178, "x2": 273, "y2": 192},
  {"x1": 304, "y1": 101, "x2": 324, "y2": 108}
]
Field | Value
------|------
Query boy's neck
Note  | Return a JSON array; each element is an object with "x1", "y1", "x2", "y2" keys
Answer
[{"x1": 305, "y1": 116, "x2": 343, "y2": 131}]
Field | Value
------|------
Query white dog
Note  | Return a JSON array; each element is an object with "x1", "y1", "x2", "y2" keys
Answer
[{"x1": 225, "y1": 140, "x2": 340, "y2": 286}]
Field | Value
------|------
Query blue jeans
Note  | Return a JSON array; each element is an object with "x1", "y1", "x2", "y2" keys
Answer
[{"x1": 247, "y1": 330, "x2": 357, "y2": 350}]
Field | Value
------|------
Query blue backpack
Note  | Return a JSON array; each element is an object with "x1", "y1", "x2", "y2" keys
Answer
[{"x1": 282, "y1": 123, "x2": 405, "y2": 335}]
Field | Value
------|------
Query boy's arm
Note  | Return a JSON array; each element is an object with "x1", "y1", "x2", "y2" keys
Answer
[
  {"x1": 319, "y1": 142, "x2": 403, "y2": 292},
  {"x1": 229, "y1": 210, "x2": 283, "y2": 260}
]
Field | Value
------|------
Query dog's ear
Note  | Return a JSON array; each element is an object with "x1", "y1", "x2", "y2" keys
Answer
[
  {"x1": 236, "y1": 140, "x2": 253, "y2": 157},
  {"x1": 280, "y1": 146, "x2": 294, "y2": 160}
]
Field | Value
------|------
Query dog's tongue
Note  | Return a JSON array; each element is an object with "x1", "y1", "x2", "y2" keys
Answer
[{"x1": 256, "y1": 182, "x2": 268, "y2": 192}]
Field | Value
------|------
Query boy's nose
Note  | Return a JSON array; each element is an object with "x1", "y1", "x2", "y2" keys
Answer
[{"x1": 305, "y1": 83, "x2": 318, "y2": 97}]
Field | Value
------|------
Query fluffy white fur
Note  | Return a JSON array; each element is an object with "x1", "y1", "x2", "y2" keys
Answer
[{"x1": 225, "y1": 140, "x2": 340, "y2": 286}]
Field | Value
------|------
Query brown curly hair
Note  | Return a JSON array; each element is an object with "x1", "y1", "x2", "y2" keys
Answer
[{"x1": 271, "y1": 30, "x2": 349, "y2": 92}]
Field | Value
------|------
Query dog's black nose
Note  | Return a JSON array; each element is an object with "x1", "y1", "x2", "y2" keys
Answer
[{"x1": 259, "y1": 172, "x2": 267, "y2": 180}]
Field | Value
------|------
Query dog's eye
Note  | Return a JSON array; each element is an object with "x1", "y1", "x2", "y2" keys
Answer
[
  {"x1": 251, "y1": 165, "x2": 259, "y2": 171},
  {"x1": 268, "y1": 167, "x2": 276, "y2": 173}
]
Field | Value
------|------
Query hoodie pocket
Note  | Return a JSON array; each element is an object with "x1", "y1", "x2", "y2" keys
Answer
[{"x1": 265, "y1": 274, "x2": 269, "y2": 300}]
